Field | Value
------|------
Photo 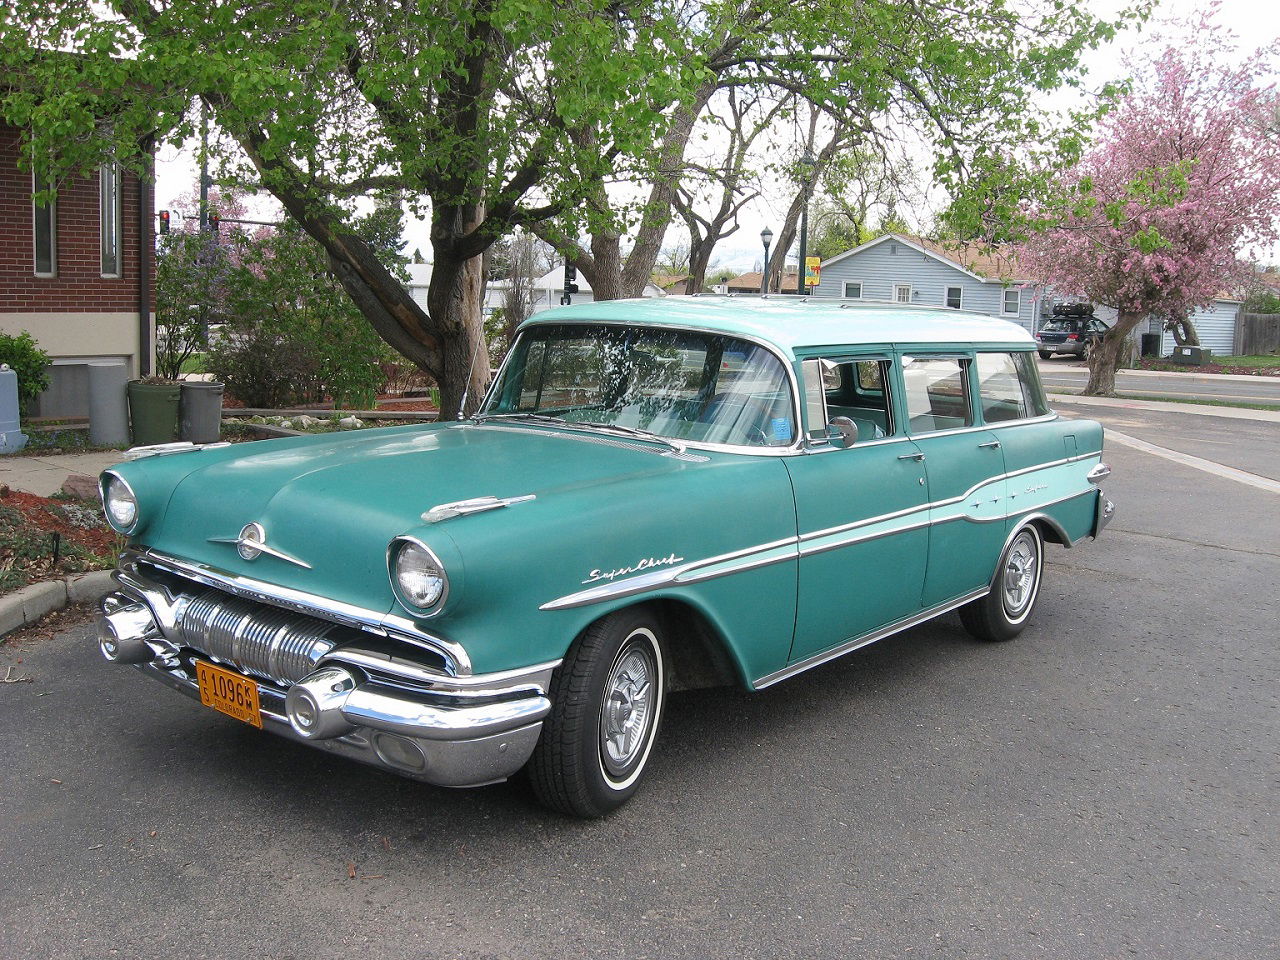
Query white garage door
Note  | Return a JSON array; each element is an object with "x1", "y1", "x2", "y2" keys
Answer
[{"x1": 1161, "y1": 301, "x2": 1239, "y2": 357}]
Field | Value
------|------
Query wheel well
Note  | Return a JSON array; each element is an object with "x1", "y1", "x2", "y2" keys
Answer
[
  {"x1": 581, "y1": 599, "x2": 741, "y2": 692},
  {"x1": 1028, "y1": 515, "x2": 1071, "y2": 548}
]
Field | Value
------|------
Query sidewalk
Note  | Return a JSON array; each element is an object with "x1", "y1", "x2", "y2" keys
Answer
[
  {"x1": 1037, "y1": 358, "x2": 1279, "y2": 384},
  {"x1": 1046, "y1": 391, "x2": 1280, "y2": 423},
  {"x1": 0, "y1": 451, "x2": 125, "y2": 498}
]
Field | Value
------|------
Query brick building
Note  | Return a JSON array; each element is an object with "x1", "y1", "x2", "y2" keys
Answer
[{"x1": 0, "y1": 122, "x2": 154, "y2": 416}]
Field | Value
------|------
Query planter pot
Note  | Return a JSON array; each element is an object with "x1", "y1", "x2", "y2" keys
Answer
[
  {"x1": 127, "y1": 380, "x2": 181, "y2": 446},
  {"x1": 179, "y1": 381, "x2": 226, "y2": 444}
]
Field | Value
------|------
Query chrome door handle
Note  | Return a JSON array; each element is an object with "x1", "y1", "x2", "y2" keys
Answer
[
  {"x1": 898, "y1": 452, "x2": 925, "y2": 461},
  {"x1": 978, "y1": 441, "x2": 1001, "y2": 449}
]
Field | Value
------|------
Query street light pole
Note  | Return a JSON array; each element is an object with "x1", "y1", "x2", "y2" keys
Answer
[
  {"x1": 760, "y1": 227, "x2": 773, "y2": 294},
  {"x1": 797, "y1": 151, "x2": 816, "y2": 296}
]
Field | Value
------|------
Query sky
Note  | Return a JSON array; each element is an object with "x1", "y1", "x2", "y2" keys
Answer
[{"x1": 152, "y1": 0, "x2": 1280, "y2": 275}]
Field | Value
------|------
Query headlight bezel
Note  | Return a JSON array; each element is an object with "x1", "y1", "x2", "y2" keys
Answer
[
  {"x1": 100, "y1": 471, "x2": 140, "y2": 534},
  {"x1": 387, "y1": 536, "x2": 449, "y2": 615}
]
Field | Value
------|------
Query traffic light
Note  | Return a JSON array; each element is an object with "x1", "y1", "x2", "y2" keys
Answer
[
  {"x1": 209, "y1": 211, "x2": 220, "y2": 233},
  {"x1": 563, "y1": 263, "x2": 579, "y2": 295},
  {"x1": 158, "y1": 210, "x2": 170, "y2": 235}
]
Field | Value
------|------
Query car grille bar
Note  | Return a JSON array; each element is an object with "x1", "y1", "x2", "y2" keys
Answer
[{"x1": 177, "y1": 589, "x2": 346, "y2": 686}]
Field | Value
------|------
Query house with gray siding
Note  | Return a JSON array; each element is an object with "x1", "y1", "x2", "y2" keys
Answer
[
  {"x1": 812, "y1": 234, "x2": 1044, "y2": 332},
  {"x1": 814, "y1": 233, "x2": 1244, "y2": 355}
]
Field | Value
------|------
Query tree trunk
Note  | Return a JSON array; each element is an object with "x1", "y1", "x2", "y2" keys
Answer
[
  {"x1": 426, "y1": 246, "x2": 491, "y2": 419},
  {"x1": 1166, "y1": 315, "x2": 1200, "y2": 346},
  {"x1": 1085, "y1": 309, "x2": 1143, "y2": 396}
]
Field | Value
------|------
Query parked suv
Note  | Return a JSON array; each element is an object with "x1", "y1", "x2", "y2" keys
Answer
[{"x1": 1036, "y1": 304, "x2": 1110, "y2": 360}]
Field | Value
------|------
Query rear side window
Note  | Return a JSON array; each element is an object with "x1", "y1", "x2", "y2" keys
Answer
[
  {"x1": 976, "y1": 352, "x2": 1049, "y2": 422},
  {"x1": 902, "y1": 356, "x2": 972, "y2": 433}
]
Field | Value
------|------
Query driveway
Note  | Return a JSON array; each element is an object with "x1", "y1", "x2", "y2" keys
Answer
[{"x1": 2, "y1": 407, "x2": 1277, "y2": 960}]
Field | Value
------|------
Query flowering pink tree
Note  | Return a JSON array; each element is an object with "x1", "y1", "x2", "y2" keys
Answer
[{"x1": 1019, "y1": 19, "x2": 1280, "y2": 395}]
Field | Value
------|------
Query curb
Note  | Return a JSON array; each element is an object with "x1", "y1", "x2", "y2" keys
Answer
[{"x1": 0, "y1": 569, "x2": 115, "y2": 638}]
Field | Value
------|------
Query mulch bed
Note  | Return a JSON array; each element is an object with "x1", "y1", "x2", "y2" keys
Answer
[
  {"x1": 0, "y1": 486, "x2": 118, "y2": 592},
  {"x1": 1134, "y1": 358, "x2": 1280, "y2": 377}
]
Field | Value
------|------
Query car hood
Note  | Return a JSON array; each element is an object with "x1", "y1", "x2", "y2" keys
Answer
[{"x1": 126, "y1": 421, "x2": 703, "y2": 612}]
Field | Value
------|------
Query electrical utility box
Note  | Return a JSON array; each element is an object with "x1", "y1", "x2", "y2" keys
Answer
[{"x1": 0, "y1": 364, "x2": 29, "y2": 454}]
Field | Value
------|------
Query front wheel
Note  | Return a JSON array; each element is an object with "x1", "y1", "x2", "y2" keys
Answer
[
  {"x1": 527, "y1": 608, "x2": 667, "y2": 817},
  {"x1": 959, "y1": 525, "x2": 1044, "y2": 642}
]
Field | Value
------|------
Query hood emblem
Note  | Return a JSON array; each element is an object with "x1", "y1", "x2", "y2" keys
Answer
[
  {"x1": 422, "y1": 494, "x2": 536, "y2": 524},
  {"x1": 208, "y1": 522, "x2": 313, "y2": 569}
]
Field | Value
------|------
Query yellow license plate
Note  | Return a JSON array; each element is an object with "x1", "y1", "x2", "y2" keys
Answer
[{"x1": 195, "y1": 660, "x2": 263, "y2": 729}]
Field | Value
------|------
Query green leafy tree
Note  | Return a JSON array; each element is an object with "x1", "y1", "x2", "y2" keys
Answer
[
  {"x1": 154, "y1": 229, "x2": 224, "y2": 380},
  {"x1": 207, "y1": 221, "x2": 391, "y2": 408},
  {"x1": 1, "y1": 0, "x2": 694, "y2": 419},
  {"x1": 2, "y1": 0, "x2": 1141, "y2": 417}
]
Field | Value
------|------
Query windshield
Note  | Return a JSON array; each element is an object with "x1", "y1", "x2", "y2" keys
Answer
[{"x1": 480, "y1": 323, "x2": 796, "y2": 448}]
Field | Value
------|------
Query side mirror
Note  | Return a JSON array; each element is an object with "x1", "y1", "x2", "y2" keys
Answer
[{"x1": 829, "y1": 416, "x2": 860, "y2": 447}]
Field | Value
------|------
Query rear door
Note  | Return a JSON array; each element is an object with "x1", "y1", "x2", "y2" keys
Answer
[{"x1": 900, "y1": 354, "x2": 1008, "y2": 607}]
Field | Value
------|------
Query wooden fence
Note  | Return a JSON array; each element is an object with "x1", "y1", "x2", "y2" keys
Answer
[{"x1": 1239, "y1": 313, "x2": 1280, "y2": 356}]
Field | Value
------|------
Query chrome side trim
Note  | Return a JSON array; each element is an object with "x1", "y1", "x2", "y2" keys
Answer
[
  {"x1": 321, "y1": 648, "x2": 560, "y2": 698},
  {"x1": 131, "y1": 549, "x2": 473, "y2": 676},
  {"x1": 753, "y1": 587, "x2": 990, "y2": 689},
  {"x1": 540, "y1": 461, "x2": 1102, "y2": 611}
]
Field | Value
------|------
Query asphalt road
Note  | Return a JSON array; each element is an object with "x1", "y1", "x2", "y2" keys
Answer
[
  {"x1": 1039, "y1": 358, "x2": 1280, "y2": 407},
  {"x1": 2, "y1": 408, "x2": 1278, "y2": 960}
]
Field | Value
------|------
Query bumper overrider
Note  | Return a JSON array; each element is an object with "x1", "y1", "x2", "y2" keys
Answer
[
  {"x1": 1088, "y1": 463, "x2": 1116, "y2": 537},
  {"x1": 97, "y1": 550, "x2": 558, "y2": 788}
]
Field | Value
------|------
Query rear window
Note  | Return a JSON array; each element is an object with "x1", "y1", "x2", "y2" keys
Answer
[{"x1": 1042, "y1": 319, "x2": 1084, "y2": 332}]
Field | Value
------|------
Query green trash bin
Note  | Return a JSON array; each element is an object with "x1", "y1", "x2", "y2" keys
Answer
[
  {"x1": 127, "y1": 380, "x2": 181, "y2": 445},
  {"x1": 180, "y1": 381, "x2": 225, "y2": 444}
]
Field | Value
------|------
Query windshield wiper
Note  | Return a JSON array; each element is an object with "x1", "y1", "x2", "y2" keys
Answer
[
  {"x1": 564, "y1": 421, "x2": 688, "y2": 456},
  {"x1": 473, "y1": 412, "x2": 687, "y2": 455},
  {"x1": 472, "y1": 412, "x2": 570, "y2": 427}
]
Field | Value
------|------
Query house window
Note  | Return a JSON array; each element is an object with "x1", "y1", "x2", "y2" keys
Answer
[
  {"x1": 945, "y1": 286, "x2": 963, "y2": 310},
  {"x1": 844, "y1": 282, "x2": 862, "y2": 299},
  {"x1": 894, "y1": 284, "x2": 912, "y2": 303},
  {"x1": 32, "y1": 169, "x2": 56, "y2": 277},
  {"x1": 1002, "y1": 288, "x2": 1020, "y2": 316},
  {"x1": 100, "y1": 162, "x2": 122, "y2": 277}
]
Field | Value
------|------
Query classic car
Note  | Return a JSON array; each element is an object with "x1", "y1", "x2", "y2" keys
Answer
[{"x1": 97, "y1": 297, "x2": 1115, "y2": 817}]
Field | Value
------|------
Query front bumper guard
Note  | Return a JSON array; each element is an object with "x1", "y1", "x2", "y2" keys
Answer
[{"x1": 97, "y1": 568, "x2": 558, "y2": 789}]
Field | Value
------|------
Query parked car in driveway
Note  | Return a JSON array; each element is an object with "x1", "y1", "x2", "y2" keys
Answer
[
  {"x1": 1036, "y1": 304, "x2": 1111, "y2": 360},
  {"x1": 96, "y1": 298, "x2": 1115, "y2": 817}
]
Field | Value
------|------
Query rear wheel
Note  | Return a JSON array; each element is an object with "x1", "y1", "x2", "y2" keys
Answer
[
  {"x1": 959, "y1": 525, "x2": 1044, "y2": 642},
  {"x1": 527, "y1": 607, "x2": 667, "y2": 817},
  {"x1": 1038, "y1": 350, "x2": 1052, "y2": 360}
]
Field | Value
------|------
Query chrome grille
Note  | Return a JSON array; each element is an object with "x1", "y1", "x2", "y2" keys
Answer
[{"x1": 177, "y1": 589, "x2": 346, "y2": 685}]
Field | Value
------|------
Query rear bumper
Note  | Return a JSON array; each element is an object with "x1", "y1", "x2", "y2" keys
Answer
[{"x1": 97, "y1": 557, "x2": 558, "y2": 788}]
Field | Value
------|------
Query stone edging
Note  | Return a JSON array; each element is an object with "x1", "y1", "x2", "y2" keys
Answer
[{"x1": 0, "y1": 570, "x2": 115, "y2": 638}]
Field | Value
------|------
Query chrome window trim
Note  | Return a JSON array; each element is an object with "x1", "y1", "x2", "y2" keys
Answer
[
  {"x1": 753, "y1": 587, "x2": 990, "y2": 689},
  {"x1": 476, "y1": 320, "x2": 807, "y2": 458},
  {"x1": 386, "y1": 535, "x2": 450, "y2": 617},
  {"x1": 134, "y1": 548, "x2": 473, "y2": 676}
]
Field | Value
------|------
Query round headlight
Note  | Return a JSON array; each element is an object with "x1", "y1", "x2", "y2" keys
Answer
[
  {"x1": 391, "y1": 539, "x2": 448, "y2": 611},
  {"x1": 102, "y1": 474, "x2": 138, "y2": 532}
]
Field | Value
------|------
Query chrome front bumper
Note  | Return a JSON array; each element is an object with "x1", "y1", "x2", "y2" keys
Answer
[{"x1": 97, "y1": 556, "x2": 558, "y2": 788}]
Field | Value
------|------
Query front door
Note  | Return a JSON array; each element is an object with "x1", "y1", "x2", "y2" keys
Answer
[{"x1": 786, "y1": 356, "x2": 929, "y2": 664}]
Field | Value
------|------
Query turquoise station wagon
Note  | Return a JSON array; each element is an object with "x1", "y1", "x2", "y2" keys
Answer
[{"x1": 97, "y1": 297, "x2": 1115, "y2": 817}]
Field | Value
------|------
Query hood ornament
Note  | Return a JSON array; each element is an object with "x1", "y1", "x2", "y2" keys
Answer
[
  {"x1": 208, "y1": 522, "x2": 313, "y2": 569},
  {"x1": 422, "y1": 494, "x2": 536, "y2": 524}
]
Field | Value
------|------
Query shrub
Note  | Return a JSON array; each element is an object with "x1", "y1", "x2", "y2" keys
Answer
[{"x1": 0, "y1": 330, "x2": 51, "y2": 414}]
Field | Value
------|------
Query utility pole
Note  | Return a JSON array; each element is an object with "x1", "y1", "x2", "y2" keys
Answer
[{"x1": 199, "y1": 100, "x2": 210, "y2": 233}]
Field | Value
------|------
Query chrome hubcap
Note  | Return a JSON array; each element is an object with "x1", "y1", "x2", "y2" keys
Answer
[
  {"x1": 600, "y1": 642, "x2": 655, "y2": 777},
  {"x1": 1002, "y1": 532, "x2": 1038, "y2": 615}
]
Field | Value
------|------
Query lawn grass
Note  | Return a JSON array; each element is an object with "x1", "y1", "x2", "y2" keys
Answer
[
  {"x1": 180, "y1": 353, "x2": 207, "y2": 374},
  {"x1": 1208, "y1": 355, "x2": 1280, "y2": 369}
]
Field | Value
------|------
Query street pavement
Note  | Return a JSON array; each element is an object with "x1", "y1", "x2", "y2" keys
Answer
[
  {"x1": 1, "y1": 403, "x2": 1277, "y2": 960},
  {"x1": 1038, "y1": 357, "x2": 1280, "y2": 407}
]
